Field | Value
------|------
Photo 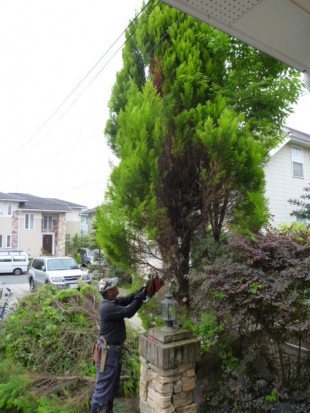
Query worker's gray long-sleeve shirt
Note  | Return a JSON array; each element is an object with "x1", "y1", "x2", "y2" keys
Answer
[{"x1": 99, "y1": 291, "x2": 143, "y2": 344}]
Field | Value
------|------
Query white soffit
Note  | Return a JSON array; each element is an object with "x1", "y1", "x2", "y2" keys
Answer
[{"x1": 161, "y1": 0, "x2": 310, "y2": 73}]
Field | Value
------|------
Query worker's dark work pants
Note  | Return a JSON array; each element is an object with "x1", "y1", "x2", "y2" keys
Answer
[{"x1": 90, "y1": 347, "x2": 122, "y2": 413}]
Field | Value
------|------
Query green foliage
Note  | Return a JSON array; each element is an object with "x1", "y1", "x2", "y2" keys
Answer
[
  {"x1": 98, "y1": 1, "x2": 302, "y2": 309},
  {"x1": 181, "y1": 310, "x2": 224, "y2": 353},
  {"x1": 193, "y1": 97, "x2": 269, "y2": 240},
  {"x1": 219, "y1": 349, "x2": 241, "y2": 379},
  {"x1": 0, "y1": 372, "x2": 34, "y2": 413},
  {"x1": 288, "y1": 183, "x2": 310, "y2": 221},
  {"x1": 250, "y1": 282, "x2": 263, "y2": 294},
  {"x1": 279, "y1": 221, "x2": 310, "y2": 232},
  {"x1": 96, "y1": 204, "x2": 137, "y2": 273},
  {"x1": 138, "y1": 295, "x2": 164, "y2": 331},
  {"x1": 0, "y1": 360, "x2": 83, "y2": 412},
  {"x1": 65, "y1": 233, "x2": 99, "y2": 256},
  {"x1": 0, "y1": 359, "x2": 79, "y2": 413},
  {"x1": 1, "y1": 286, "x2": 98, "y2": 376},
  {"x1": 265, "y1": 388, "x2": 278, "y2": 403},
  {"x1": 192, "y1": 227, "x2": 310, "y2": 411},
  {"x1": 0, "y1": 285, "x2": 142, "y2": 411},
  {"x1": 54, "y1": 287, "x2": 82, "y2": 302},
  {"x1": 76, "y1": 252, "x2": 81, "y2": 264},
  {"x1": 121, "y1": 324, "x2": 141, "y2": 397},
  {"x1": 195, "y1": 312, "x2": 224, "y2": 349},
  {"x1": 128, "y1": 275, "x2": 165, "y2": 331}
]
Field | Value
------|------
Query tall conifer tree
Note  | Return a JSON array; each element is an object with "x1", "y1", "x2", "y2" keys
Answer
[{"x1": 97, "y1": 1, "x2": 301, "y2": 306}]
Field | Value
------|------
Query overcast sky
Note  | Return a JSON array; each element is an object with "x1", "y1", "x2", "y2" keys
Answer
[
  {"x1": 1, "y1": 0, "x2": 309, "y2": 209},
  {"x1": 0, "y1": 0, "x2": 143, "y2": 208}
]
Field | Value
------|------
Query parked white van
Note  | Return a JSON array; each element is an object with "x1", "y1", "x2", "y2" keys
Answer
[{"x1": 0, "y1": 249, "x2": 29, "y2": 275}]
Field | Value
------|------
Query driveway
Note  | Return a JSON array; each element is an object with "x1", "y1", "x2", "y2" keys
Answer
[{"x1": 0, "y1": 273, "x2": 30, "y2": 300}]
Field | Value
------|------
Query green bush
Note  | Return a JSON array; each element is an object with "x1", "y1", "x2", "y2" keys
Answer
[
  {"x1": 76, "y1": 252, "x2": 81, "y2": 265},
  {"x1": 0, "y1": 284, "x2": 141, "y2": 412},
  {"x1": 0, "y1": 371, "x2": 36, "y2": 413},
  {"x1": 192, "y1": 228, "x2": 310, "y2": 411},
  {"x1": 0, "y1": 358, "x2": 82, "y2": 413},
  {"x1": 121, "y1": 324, "x2": 141, "y2": 397},
  {"x1": 138, "y1": 293, "x2": 165, "y2": 332},
  {"x1": 1, "y1": 285, "x2": 98, "y2": 376}
]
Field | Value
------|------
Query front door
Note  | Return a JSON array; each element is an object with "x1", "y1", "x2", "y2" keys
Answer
[{"x1": 43, "y1": 235, "x2": 53, "y2": 254}]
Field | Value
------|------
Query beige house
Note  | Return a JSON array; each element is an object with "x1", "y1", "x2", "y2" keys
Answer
[{"x1": 0, "y1": 193, "x2": 85, "y2": 258}]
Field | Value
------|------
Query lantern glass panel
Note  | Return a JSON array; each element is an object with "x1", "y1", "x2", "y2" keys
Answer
[
  {"x1": 161, "y1": 304, "x2": 168, "y2": 320},
  {"x1": 161, "y1": 293, "x2": 176, "y2": 321},
  {"x1": 168, "y1": 303, "x2": 176, "y2": 320}
]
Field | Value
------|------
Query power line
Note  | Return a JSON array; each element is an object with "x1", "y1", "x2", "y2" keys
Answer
[
  {"x1": 41, "y1": 132, "x2": 102, "y2": 162},
  {"x1": 10, "y1": 0, "x2": 165, "y2": 198},
  {"x1": 12, "y1": 0, "x2": 156, "y2": 162}
]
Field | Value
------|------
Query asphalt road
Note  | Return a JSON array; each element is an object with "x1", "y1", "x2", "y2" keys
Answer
[{"x1": 0, "y1": 272, "x2": 30, "y2": 299}]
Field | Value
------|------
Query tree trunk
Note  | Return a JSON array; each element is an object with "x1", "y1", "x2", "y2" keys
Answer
[{"x1": 176, "y1": 273, "x2": 190, "y2": 309}]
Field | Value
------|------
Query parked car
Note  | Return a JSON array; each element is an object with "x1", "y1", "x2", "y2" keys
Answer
[
  {"x1": 77, "y1": 248, "x2": 104, "y2": 267},
  {"x1": 28, "y1": 256, "x2": 91, "y2": 291},
  {"x1": 0, "y1": 248, "x2": 29, "y2": 275}
]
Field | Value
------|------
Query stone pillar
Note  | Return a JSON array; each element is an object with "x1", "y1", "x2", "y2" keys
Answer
[
  {"x1": 139, "y1": 328, "x2": 200, "y2": 413},
  {"x1": 55, "y1": 213, "x2": 66, "y2": 256},
  {"x1": 11, "y1": 211, "x2": 19, "y2": 249}
]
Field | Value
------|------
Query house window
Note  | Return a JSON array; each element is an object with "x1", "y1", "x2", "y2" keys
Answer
[
  {"x1": 291, "y1": 146, "x2": 304, "y2": 178},
  {"x1": 6, "y1": 235, "x2": 11, "y2": 248},
  {"x1": 25, "y1": 214, "x2": 35, "y2": 230},
  {"x1": 65, "y1": 234, "x2": 71, "y2": 245},
  {"x1": 43, "y1": 215, "x2": 53, "y2": 231},
  {"x1": 0, "y1": 203, "x2": 12, "y2": 216}
]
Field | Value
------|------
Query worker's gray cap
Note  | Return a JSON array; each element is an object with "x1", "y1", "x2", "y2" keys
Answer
[{"x1": 98, "y1": 277, "x2": 119, "y2": 294}]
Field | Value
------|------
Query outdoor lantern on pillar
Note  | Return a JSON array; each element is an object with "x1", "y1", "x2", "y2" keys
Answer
[{"x1": 161, "y1": 291, "x2": 177, "y2": 332}]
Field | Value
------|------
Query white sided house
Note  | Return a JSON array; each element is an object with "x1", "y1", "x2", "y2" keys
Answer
[
  {"x1": 80, "y1": 207, "x2": 97, "y2": 235},
  {"x1": 264, "y1": 127, "x2": 310, "y2": 227},
  {"x1": 0, "y1": 193, "x2": 85, "y2": 258}
]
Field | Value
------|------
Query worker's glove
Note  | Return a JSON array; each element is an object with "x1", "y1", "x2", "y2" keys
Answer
[
  {"x1": 145, "y1": 276, "x2": 165, "y2": 299},
  {"x1": 138, "y1": 286, "x2": 146, "y2": 294},
  {"x1": 135, "y1": 287, "x2": 147, "y2": 301}
]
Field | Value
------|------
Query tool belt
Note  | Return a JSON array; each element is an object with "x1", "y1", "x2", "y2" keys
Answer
[
  {"x1": 92, "y1": 336, "x2": 107, "y2": 373},
  {"x1": 92, "y1": 337, "x2": 123, "y2": 372},
  {"x1": 107, "y1": 344, "x2": 122, "y2": 353}
]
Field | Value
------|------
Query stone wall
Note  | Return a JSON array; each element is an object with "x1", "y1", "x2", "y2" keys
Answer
[
  {"x1": 11, "y1": 211, "x2": 19, "y2": 249},
  {"x1": 55, "y1": 213, "x2": 66, "y2": 256},
  {"x1": 139, "y1": 328, "x2": 200, "y2": 413}
]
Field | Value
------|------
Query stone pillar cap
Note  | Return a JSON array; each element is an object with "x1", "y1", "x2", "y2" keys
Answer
[{"x1": 149, "y1": 327, "x2": 192, "y2": 343}]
